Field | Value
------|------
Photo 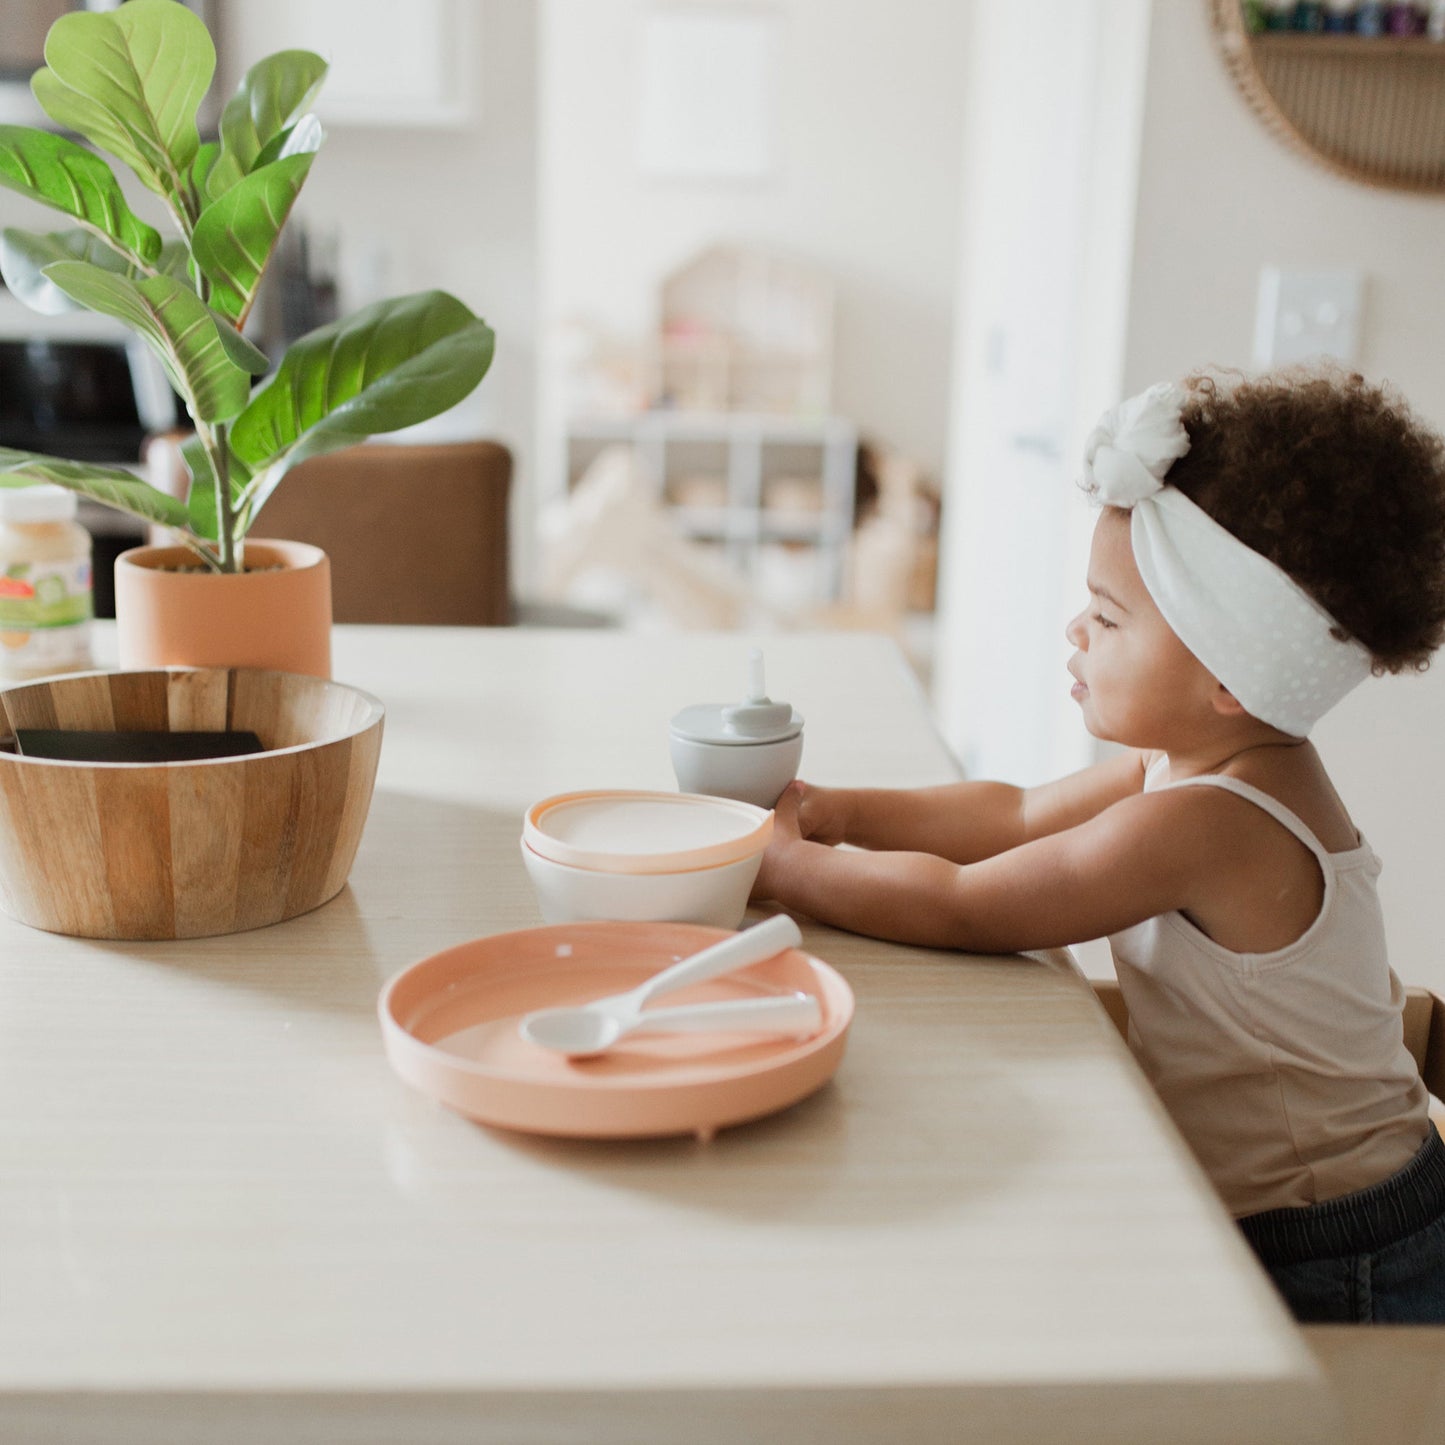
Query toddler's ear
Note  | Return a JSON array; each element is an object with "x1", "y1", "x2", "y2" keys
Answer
[{"x1": 1210, "y1": 683, "x2": 1248, "y2": 718}]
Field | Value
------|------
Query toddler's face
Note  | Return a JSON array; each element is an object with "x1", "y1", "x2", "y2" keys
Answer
[{"x1": 1064, "y1": 509, "x2": 1220, "y2": 748}]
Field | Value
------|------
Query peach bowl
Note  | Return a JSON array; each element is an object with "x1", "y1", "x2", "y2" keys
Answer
[{"x1": 378, "y1": 920, "x2": 855, "y2": 1140}]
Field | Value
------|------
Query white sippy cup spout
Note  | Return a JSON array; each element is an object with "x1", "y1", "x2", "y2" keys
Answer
[
  {"x1": 724, "y1": 649, "x2": 793, "y2": 735},
  {"x1": 747, "y1": 647, "x2": 768, "y2": 702}
]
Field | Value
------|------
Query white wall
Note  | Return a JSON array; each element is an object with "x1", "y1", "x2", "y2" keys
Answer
[
  {"x1": 1118, "y1": 1, "x2": 1445, "y2": 992},
  {"x1": 217, "y1": 0, "x2": 539, "y2": 573},
  {"x1": 538, "y1": 0, "x2": 970, "y2": 498}
]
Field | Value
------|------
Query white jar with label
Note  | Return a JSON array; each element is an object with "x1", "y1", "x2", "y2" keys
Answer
[{"x1": 0, "y1": 485, "x2": 94, "y2": 682}]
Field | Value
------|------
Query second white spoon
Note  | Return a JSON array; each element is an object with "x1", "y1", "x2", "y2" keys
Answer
[
  {"x1": 526, "y1": 992, "x2": 822, "y2": 1059},
  {"x1": 520, "y1": 914, "x2": 805, "y2": 1057}
]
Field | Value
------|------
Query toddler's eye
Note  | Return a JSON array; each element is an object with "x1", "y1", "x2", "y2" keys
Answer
[{"x1": 1092, "y1": 611, "x2": 1117, "y2": 630}]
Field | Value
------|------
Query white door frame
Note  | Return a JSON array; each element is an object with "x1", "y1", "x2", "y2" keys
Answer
[{"x1": 933, "y1": 0, "x2": 1153, "y2": 786}]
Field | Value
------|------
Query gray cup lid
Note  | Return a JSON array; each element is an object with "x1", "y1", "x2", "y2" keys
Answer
[
  {"x1": 669, "y1": 647, "x2": 804, "y2": 746},
  {"x1": 670, "y1": 700, "x2": 804, "y2": 746}
]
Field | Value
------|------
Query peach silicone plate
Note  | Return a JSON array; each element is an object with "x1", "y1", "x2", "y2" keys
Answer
[{"x1": 378, "y1": 921, "x2": 854, "y2": 1140}]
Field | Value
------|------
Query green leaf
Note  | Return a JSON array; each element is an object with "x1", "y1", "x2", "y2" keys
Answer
[
  {"x1": 210, "y1": 50, "x2": 327, "y2": 200},
  {"x1": 180, "y1": 434, "x2": 220, "y2": 541},
  {"x1": 188, "y1": 140, "x2": 220, "y2": 201},
  {"x1": 156, "y1": 238, "x2": 193, "y2": 284},
  {"x1": 192, "y1": 152, "x2": 316, "y2": 324},
  {"x1": 30, "y1": 70, "x2": 166, "y2": 197},
  {"x1": 253, "y1": 114, "x2": 324, "y2": 171},
  {"x1": 229, "y1": 292, "x2": 494, "y2": 507},
  {"x1": 186, "y1": 476, "x2": 220, "y2": 542},
  {"x1": 212, "y1": 318, "x2": 271, "y2": 377},
  {"x1": 1, "y1": 226, "x2": 144, "y2": 315},
  {"x1": 41, "y1": 260, "x2": 253, "y2": 423},
  {"x1": 0, "y1": 126, "x2": 162, "y2": 265},
  {"x1": 37, "y1": 0, "x2": 215, "y2": 205},
  {"x1": 0, "y1": 448, "x2": 189, "y2": 530}
]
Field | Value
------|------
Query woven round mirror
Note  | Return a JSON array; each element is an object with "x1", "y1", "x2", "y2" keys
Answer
[{"x1": 1209, "y1": 0, "x2": 1445, "y2": 193}]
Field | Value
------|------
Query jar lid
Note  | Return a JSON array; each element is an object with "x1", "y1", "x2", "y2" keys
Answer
[
  {"x1": 523, "y1": 790, "x2": 773, "y2": 875},
  {"x1": 668, "y1": 647, "x2": 803, "y2": 746},
  {"x1": 0, "y1": 484, "x2": 78, "y2": 523}
]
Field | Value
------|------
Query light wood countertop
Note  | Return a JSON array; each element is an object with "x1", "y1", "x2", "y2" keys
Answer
[{"x1": 0, "y1": 627, "x2": 1340, "y2": 1443}]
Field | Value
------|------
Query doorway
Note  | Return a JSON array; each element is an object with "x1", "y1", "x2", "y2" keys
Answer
[{"x1": 933, "y1": 0, "x2": 1152, "y2": 786}]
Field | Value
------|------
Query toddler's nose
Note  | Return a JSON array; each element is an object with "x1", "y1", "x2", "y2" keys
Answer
[{"x1": 1065, "y1": 610, "x2": 1087, "y2": 648}]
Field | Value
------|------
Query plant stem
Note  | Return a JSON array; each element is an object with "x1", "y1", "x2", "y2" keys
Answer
[
  {"x1": 189, "y1": 420, "x2": 235, "y2": 572},
  {"x1": 214, "y1": 422, "x2": 237, "y2": 572},
  {"x1": 178, "y1": 533, "x2": 224, "y2": 573}
]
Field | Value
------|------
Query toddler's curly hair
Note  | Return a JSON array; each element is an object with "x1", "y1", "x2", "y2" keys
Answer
[{"x1": 1167, "y1": 365, "x2": 1445, "y2": 673}]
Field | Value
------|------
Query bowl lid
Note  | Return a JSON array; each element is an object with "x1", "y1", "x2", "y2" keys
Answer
[{"x1": 523, "y1": 790, "x2": 772, "y2": 875}]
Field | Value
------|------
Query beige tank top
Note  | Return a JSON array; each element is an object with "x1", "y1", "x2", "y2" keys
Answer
[{"x1": 1109, "y1": 763, "x2": 1429, "y2": 1218}]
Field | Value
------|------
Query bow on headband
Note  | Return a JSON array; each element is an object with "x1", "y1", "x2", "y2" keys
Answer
[{"x1": 1082, "y1": 381, "x2": 1192, "y2": 506}]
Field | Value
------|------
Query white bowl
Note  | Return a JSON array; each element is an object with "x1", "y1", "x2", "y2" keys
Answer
[{"x1": 520, "y1": 842, "x2": 764, "y2": 929}]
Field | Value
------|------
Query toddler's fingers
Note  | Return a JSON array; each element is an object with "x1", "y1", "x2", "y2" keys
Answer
[
  {"x1": 793, "y1": 781, "x2": 837, "y2": 844},
  {"x1": 773, "y1": 778, "x2": 805, "y2": 819}
]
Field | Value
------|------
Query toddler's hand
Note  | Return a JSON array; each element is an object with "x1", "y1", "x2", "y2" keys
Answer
[
  {"x1": 753, "y1": 781, "x2": 834, "y2": 903},
  {"x1": 789, "y1": 780, "x2": 849, "y2": 846}
]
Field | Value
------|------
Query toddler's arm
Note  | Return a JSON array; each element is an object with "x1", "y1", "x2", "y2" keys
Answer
[
  {"x1": 790, "y1": 749, "x2": 1148, "y2": 864},
  {"x1": 754, "y1": 775, "x2": 1204, "y2": 953}
]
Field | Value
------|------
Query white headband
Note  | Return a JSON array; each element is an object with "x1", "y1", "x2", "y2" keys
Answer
[{"x1": 1082, "y1": 382, "x2": 1372, "y2": 737}]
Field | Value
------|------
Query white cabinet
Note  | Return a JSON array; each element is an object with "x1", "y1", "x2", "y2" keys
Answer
[
  {"x1": 222, "y1": 0, "x2": 475, "y2": 128},
  {"x1": 565, "y1": 411, "x2": 859, "y2": 603}
]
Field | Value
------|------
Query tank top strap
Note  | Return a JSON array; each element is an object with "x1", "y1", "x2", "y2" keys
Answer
[{"x1": 1156, "y1": 773, "x2": 1332, "y2": 865}]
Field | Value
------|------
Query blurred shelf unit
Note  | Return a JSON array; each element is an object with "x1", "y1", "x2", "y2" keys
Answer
[
  {"x1": 1211, "y1": 1, "x2": 1445, "y2": 191},
  {"x1": 650, "y1": 246, "x2": 834, "y2": 415},
  {"x1": 565, "y1": 411, "x2": 859, "y2": 600}
]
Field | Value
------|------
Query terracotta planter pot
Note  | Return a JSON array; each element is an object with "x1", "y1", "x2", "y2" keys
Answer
[{"x1": 114, "y1": 539, "x2": 332, "y2": 678}]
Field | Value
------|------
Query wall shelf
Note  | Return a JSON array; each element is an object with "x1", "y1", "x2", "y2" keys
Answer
[
  {"x1": 1210, "y1": 1, "x2": 1445, "y2": 192},
  {"x1": 565, "y1": 411, "x2": 858, "y2": 602}
]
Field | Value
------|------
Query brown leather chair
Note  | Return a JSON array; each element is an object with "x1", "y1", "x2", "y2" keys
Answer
[{"x1": 252, "y1": 440, "x2": 512, "y2": 625}]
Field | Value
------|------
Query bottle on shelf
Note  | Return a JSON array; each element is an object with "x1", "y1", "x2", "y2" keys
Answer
[
  {"x1": 1385, "y1": 1, "x2": 1424, "y2": 34},
  {"x1": 1356, "y1": 0, "x2": 1388, "y2": 33},
  {"x1": 1323, "y1": 0, "x2": 1358, "y2": 29}
]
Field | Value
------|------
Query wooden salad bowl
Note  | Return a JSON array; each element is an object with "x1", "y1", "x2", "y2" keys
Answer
[{"x1": 0, "y1": 668, "x2": 384, "y2": 940}]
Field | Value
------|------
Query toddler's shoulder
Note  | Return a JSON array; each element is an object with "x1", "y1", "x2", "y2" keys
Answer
[{"x1": 1090, "y1": 779, "x2": 1261, "y2": 874}]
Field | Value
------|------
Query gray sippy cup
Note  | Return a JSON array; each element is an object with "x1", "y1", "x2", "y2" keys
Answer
[{"x1": 669, "y1": 649, "x2": 804, "y2": 809}]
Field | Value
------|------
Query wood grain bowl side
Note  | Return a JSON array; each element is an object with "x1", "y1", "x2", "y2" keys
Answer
[{"x1": 0, "y1": 669, "x2": 384, "y2": 940}]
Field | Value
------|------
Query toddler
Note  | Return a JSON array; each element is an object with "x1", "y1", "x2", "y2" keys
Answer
[{"x1": 753, "y1": 366, "x2": 1445, "y2": 1324}]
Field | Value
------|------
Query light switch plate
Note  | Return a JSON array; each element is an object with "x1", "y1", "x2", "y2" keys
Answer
[{"x1": 1252, "y1": 266, "x2": 1364, "y2": 369}]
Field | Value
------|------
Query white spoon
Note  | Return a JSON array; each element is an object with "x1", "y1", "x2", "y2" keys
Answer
[
  {"x1": 526, "y1": 991, "x2": 823, "y2": 1059},
  {"x1": 520, "y1": 913, "x2": 808, "y2": 1057}
]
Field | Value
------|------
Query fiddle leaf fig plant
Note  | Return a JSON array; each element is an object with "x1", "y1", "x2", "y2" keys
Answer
[{"x1": 0, "y1": 0, "x2": 494, "y2": 572}]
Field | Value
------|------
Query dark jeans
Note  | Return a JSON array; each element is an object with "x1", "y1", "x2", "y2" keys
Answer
[{"x1": 1238, "y1": 1122, "x2": 1445, "y2": 1323}]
